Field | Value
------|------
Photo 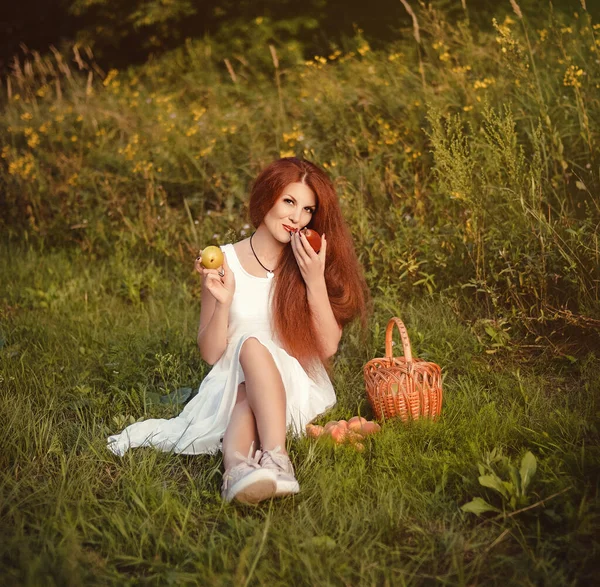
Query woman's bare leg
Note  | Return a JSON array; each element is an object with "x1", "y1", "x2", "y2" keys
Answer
[
  {"x1": 238, "y1": 337, "x2": 288, "y2": 454},
  {"x1": 221, "y1": 383, "x2": 260, "y2": 470}
]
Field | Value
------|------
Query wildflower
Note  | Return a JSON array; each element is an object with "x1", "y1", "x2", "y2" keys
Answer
[
  {"x1": 71, "y1": 136, "x2": 78, "y2": 142},
  {"x1": 8, "y1": 153, "x2": 36, "y2": 179},
  {"x1": 27, "y1": 133, "x2": 40, "y2": 149},
  {"x1": 67, "y1": 173, "x2": 78, "y2": 186},
  {"x1": 280, "y1": 150, "x2": 295, "y2": 158},
  {"x1": 358, "y1": 42, "x2": 370, "y2": 56},
  {"x1": 38, "y1": 122, "x2": 51, "y2": 134},
  {"x1": 20, "y1": 112, "x2": 33, "y2": 121},
  {"x1": 255, "y1": 17, "x2": 264, "y2": 25},
  {"x1": 473, "y1": 77, "x2": 495, "y2": 90},
  {"x1": 103, "y1": 69, "x2": 119, "y2": 87},
  {"x1": 563, "y1": 65, "x2": 584, "y2": 88},
  {"x1": 463, "y1": 105, "x2": 473, "y2": 112},
  {"x1": 192, "y1": 106, "x2": 206, "y2": 121}
]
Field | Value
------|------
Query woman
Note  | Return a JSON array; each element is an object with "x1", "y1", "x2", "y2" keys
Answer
[{"x1": 108, "y1": 157, "x2": 368, "y2": 504}]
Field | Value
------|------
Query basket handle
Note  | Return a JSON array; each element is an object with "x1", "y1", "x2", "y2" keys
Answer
[{"x1": 385, "y1": 317, "x2": 413, "y2": 364}]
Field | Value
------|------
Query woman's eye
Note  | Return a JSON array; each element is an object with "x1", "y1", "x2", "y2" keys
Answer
[
  {"x1": 284, "y1": 198, "x2": 293, "y2": 204},
  {"x1": 305, "y1": 208, "x2": 314, "y2": 213}
]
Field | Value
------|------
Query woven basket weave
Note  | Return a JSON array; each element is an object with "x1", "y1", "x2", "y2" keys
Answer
[{"x1": 363, "y1": 317, "x2": 443, "y2": 422}]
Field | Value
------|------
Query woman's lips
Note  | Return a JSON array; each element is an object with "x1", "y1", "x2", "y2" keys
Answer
[{"x1": 283, "y1": 224, "x2": 297, "y2": 233}]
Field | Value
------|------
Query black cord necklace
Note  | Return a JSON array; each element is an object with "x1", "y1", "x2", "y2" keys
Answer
[{"x1": 249, "y1": 233, "x2": 275, "y2": 279}]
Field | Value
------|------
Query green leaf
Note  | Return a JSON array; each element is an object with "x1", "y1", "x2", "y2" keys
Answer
[
  {"x1": 461, "y1": 497, "x2": 501, "y2": 515},
  {"x1": 508, "y1": 464, "x2": 521, "y2": 498},
  {"x1": 479, "y1": 474, "x2": 509, "y2": 499},
  {"x1": 519, "y1": 451, "x2": 537, "y2": 494}
]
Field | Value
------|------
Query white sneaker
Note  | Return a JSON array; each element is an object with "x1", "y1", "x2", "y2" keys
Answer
[
  {"x1": 221, "y1": 445, "x2": 277, "y2": 504},
  {"x1": 258, "y1": 446, "x2": 300, "y2": 497}
]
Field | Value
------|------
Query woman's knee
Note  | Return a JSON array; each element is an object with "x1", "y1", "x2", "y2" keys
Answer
[{"x1": 239, "y1": 337, "x2": 266, "y2": 364}]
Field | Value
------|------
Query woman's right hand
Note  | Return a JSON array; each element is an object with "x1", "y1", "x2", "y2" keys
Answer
[{"x1": 195, "y1": 253, "x2": 235, "y2": 306}]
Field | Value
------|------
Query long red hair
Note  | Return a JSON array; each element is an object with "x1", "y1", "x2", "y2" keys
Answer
[{"x1": 249, "y1": 158, "x2": 369, "y2": 375}]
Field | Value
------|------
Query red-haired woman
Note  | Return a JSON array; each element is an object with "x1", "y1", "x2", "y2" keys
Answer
[{"x1": 108, "y1": 158, "x2": 368, "y2": 504}]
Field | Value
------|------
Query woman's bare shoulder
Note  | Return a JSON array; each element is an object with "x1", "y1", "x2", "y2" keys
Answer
[{"x1": 232, "y1": 239, "x2": 250, "y2": 253}]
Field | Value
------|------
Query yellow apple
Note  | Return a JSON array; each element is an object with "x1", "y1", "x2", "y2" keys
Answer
[{"x1": 201, "y1": 246, "x2": 224, "y2": 269}]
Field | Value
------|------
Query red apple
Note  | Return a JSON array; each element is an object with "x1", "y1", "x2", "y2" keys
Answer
[{"x1": 301, "y1": 228, "x2": 322, "y2": 253}]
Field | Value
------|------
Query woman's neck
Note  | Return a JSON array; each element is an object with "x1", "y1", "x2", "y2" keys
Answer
[{"x1": 251, "y1": 224, "x2": 285, "y2": 267}]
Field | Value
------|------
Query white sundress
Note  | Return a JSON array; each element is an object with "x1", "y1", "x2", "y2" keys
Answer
[{"x1": 107, "y1": 243, "x2": 337, "y2": 456}]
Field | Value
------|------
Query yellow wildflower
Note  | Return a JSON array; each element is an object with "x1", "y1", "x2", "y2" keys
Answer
[
  {"x1": 280, "y1": 150, "x2": 295, "y2": 158},
  {"x1": 358, "y1": 42, "x2": 370, "y2": 56},
  {"x1": 103, "y1": 69, "x2": 119, "y2": 87},
  {"x1": 564, "y1": 65, "x2": 584, "y2": 88},
  {"x1": 20, "y1": 112, "x2": 33, "y2": 121},
  {"x1": 27, "y1": 133, "x2": 40, "y2": 149}
]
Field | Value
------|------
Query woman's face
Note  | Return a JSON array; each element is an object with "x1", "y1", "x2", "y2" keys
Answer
[{"x1": 263, "y1": 181, "x2": 317, "y2": 243}]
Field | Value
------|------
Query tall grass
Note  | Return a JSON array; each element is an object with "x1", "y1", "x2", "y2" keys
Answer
[
  {"x1": 1, "y1": 244, "x2": 599, "y2": 584},
  {"x1": 1, "y1": 2, "x2": 600, "y2": 583},
  {"x1": 1, "y1": 3, "x2": 599, "y2": 339}
]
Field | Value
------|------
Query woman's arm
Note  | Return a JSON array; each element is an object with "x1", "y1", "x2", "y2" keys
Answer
[
  {"x1": 306, "y1": 280, "x2": 343, "y2": 358},
  {"x1": 291, "y1": 231, "x2": 342, "y2": 359},
  {"x1": 195, "y1": 253, "x2": 235, "y2": 365}
]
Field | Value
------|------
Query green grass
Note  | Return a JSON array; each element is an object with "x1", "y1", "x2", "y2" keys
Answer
[
  {"x1": 1, "y1": 243, "x2": 598, "y2": 585},
  {"x1": 1, "y1": 2, "x2": 599, "y2": 583}
]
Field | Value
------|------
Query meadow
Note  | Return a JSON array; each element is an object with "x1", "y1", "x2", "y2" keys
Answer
[{"x1": 1, "y1": 2, "x2": 599, "y2": 584}]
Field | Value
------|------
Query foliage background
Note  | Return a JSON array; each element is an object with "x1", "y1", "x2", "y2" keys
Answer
[{"x1": 1, "y1": 0, "x2": 599, "y2": 584}]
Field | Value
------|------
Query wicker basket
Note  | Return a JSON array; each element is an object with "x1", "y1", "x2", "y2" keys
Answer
[{"x1": 364, "y1": 317, "x2": 443, "y2": 422}]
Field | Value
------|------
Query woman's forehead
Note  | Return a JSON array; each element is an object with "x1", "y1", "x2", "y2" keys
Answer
[{"x1": 280, "y1": 182, "x2": 316, "y2": 206}]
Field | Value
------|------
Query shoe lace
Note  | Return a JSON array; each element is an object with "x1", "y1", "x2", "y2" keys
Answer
[
  {"x1": 223, "y1": 442, "x2": 261, "y2": 487},
  {"x1": 258, "y1": 445, "x2": 292, "y2": 473}
]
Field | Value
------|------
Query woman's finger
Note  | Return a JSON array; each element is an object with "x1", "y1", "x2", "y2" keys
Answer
[
  {"x1": 318, "y1": 233, "x2": 327, "y2": 262},
  {"x1": 294, "y1": 232, "x2": 311, "y2": 264},
  {"x1": 298, "y1": 231, "x2": 318, "y2": 259}
]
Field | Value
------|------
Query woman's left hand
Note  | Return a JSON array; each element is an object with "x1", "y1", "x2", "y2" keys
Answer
[{"x1": 290, "y1": 230, "x2": 327, "y2": 288}]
